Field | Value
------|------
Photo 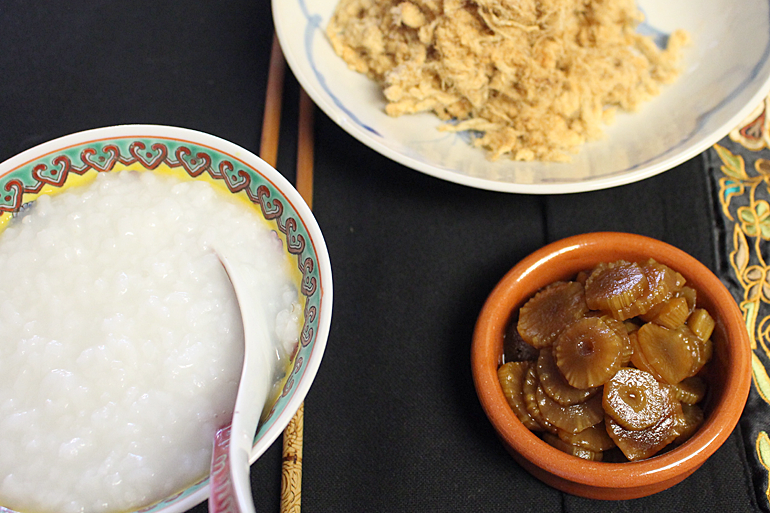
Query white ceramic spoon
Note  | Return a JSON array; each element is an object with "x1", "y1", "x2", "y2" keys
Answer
[{"x1": 209, "y1": 249, "x2": 277, "y2": 513}]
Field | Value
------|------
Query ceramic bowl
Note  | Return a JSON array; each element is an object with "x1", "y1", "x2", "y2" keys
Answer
[
  {"x1": 274, "y1": 0, "x2": 770, "y2": 194},
  {"x1": 0, "y1": 125, "x2": 333, "y2": 513},
  {"x1": 471, "y1": 232, "x2": 751, "y2": 499}
]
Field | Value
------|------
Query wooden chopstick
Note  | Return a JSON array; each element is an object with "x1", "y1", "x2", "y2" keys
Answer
[
  {"x1": 258, "y1": 32, "x2": 315, "y2": 513},
  {"x1": 295, "y1": 90, "x2": 315, "y2": 208},
  {"x1": 280, "y1": 89, "x2": 315, "y2": 513},
  {"x1": 260, "y1": 33, "x2": 287, "y2": 169}
]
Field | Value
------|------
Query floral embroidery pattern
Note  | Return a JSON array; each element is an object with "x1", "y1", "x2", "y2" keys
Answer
[{"x1": 715, "y1": 95, "x2": 770, "y2": 507}]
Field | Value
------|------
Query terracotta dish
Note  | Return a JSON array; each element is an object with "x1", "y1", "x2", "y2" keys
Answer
[{"x1": 471, "y1": 232, "x2": 751, "y2": 499}]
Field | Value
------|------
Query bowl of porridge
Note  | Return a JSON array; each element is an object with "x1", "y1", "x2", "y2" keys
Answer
[{"x1": 0, "y1": 125, "x2": 333, "y2": 513}]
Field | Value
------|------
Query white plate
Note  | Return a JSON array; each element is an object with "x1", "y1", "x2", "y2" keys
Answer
[{"x1": 273, "y1": 0, "x2": 770, "y2": 194}]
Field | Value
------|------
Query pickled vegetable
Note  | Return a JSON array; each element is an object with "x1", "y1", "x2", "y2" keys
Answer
[
  {"x1": 543, "y1": 433, "x2": 603, "y2": 461},
  {"x1": 536, "y1": 348, "x2": 599, "y2": 406},
  {"x1": 553, "y1": 317, "x2": 623, "y2": 389},
  {"x1": 535, "y1": 386, "x2": 604, "y2": 434},
  {"x1": 603, "y1": 368, "x2": 670, "y2": 431},
  {"x1": 678, "y1": 286, "x2": 697, "y2": 313},
  {"x1": 640, "y1": 295, "x2": 690, "y2": 329},
  {"x1": 556, "y1": 422, "x2": 615, "y2": 452},
  {"x1": 605, "y1": 400, "x2": 683, "y2": 461},
  {"x1": 522, "y1": 365, "x2": 557, "y2": 433},
  {"x1": 518, "y1": 281, "x2": 588, "y2": 348},
  {"x1": 585, "y1": 261, "x2": 647, "y2": 314},
  {"x1": 596, "y1": 313, "x2": 633, "y2": 364},
  {"x1": 498, "y1": 362, "x2": 542, "y2": 431},
  {"x1": 669, "y1": 376, "x2": 707, "y2": 405},
  {"x1": 610, "y1": 260, "x2": 686, "y2": 320},
  {"x1": 675, "y1": 403, "x2": 704, "y2": 444},
  {"x1": 687, "y1": 308, "x2": 715, "y2": 343},
  {"x1": 496, "y1": 258, "x2": 714, "y2": 462}
]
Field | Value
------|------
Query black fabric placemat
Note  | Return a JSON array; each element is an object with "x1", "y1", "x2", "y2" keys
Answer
[
  {"x1": 275, "y1": 111, "x2": 758, "y2": 513},
  {"x1": 0, "y1": 1, "x2": 764, "y2": 512}
]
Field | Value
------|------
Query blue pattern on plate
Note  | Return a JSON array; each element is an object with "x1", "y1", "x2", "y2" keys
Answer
[{"x1": 299, "y1": 0, "x2": 382, "y2": 138}]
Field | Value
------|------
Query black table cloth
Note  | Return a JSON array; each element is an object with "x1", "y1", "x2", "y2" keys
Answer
[{"x1": 0, "y1": 1, "x2": 765, "y2": 512}]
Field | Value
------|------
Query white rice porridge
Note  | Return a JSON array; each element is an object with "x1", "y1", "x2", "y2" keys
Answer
[{"x1": 0, "y1": 171, "x2": 302, "y2": 513}]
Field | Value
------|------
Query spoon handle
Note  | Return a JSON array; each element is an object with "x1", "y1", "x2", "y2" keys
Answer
[{"x1": 210, "y1": 424, "x2": 241, "y2": 513}]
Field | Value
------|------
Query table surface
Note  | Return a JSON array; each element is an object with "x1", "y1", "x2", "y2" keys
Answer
[{"x1": 0, "y1": 1, "x2": 767, "y2": 512}]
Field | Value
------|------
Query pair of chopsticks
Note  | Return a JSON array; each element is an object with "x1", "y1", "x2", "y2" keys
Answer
[{"x1": 259, "y1": 34, "x2": 314, "y2": 513}]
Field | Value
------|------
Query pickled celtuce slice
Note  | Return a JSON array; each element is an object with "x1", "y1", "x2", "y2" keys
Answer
[
  {"x1": 553, "y1": 317, "x2": 623, "y2": 389},
  {"x1": 598, "y1": 314, "x2": 633, "y2": 364},
  {"x1": 498, "y1": 362, "x2": 542, "y2": 431},
  {"x1": 613, "y1": 259, "x2": 687, "y2": 320},
  {"x1": 675, "y1": 403, "x2": 704, "y2": 444},
  {"x1": 585, "y1": 260, "x2": 647, "y2": 313},
  {"x1": 536, "y1": 348, "x2": 599, "y2": 406},
  {"x1": 640, "y1": 295, "x2": 690, "y2": 329},
  {"x1": 517, "y1": 281, "x2": 588, "y2": 348},
  {"x1": 636, "y1": 323, "x2": 697, "y2": 384},
  {"x1": 678, "y1": 326, "x2": 714, "y2": 376},
  {"x1": 687, "y1": 308, "x2": 716, "y2": 343},
  {"x1": 629, "y1": 331, "x2": 658, "y2": 377},
  {"x1": 603, "y1": 368, "x2": 670, "y2": 431},
  {"x1": 605, "y1": 394, "x2": 683, "y2": 461},
  {"x1": 522, "y1": 365, "x2": 557, "y2": 433},
  {"x1": 557, "y1": 422, "x2": 615, "y2": 452},
  {"x1": 678, "y1": 286, "x2": 697, "y2": 313},
  {"x1": 543, "y1": 433, "x2": 603, "y2": 461},
  {"x1": 669, "y1": 376, "x2": 707, "y2": 405},
  {"x1": 504, "y1": 320, "x2": 539, "y2": 362},
  {"x1": 536, "y1": 385, "x2": 604, "y2": 434}
]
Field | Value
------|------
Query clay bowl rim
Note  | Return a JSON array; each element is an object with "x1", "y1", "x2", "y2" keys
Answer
[{"x1": 471, "y1": 231, "x2": 751, "y2": 493}]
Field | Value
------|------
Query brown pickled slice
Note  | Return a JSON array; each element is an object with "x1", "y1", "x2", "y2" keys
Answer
[
  {"x1": 669, "y1": 376, "x2": 707, "y2": 404},
  {"x1": 557, "y1": 422, "x2": 615, "y2": 452},
  {"x1": 629, "y1": 331, "x2": 660, "y2": 378},
  {"x1": 536, "y1": 385, "x2": 604, "y2": 434},
  {"x1": 675, "y1": 403, "x2": 704, "y2": 444},
  {"x1": 678, "y1": 286, "x2": 697, "y2": 313},
  {"x1": 600, "y1": 314, "x2": 633, "y2": 364},
  {"x1": 553, "y1": 316, "x2": 623, "y2": 389},
  {"x1": 498, "y1": 362, "x2": 542, "y2": 431},
  {"x1": 605, "y1": 393, "x2": 683, "y2": 461},
  {"x1": 522, "y1": 365, "x2": 557, "y2": 433},
  {"x1": 517, "y1": 281, "x2": 588, "y2": 348},
  {"x1": 640, "y1": 295, "x2": 690, "y2": 329},
  {"x1": 676, "y1": 324, "x2": 712, "y2": 376},
  {"x1": 687, "y1": 308, "x2": 716, "y2": 342},
  {"x1": 689, "y1": 330, "x2": 713, "y2": 377},
  {"x1": 536, "y1": 348, "x2": 599, "y2": 406},
  {"x1": 585, "y1": 260, "x2": 647, "y2": 313},
  {"x1": 636, "y1": 323, "x2": 696, "y2": 384},
  {"x1": 504, "y1": 320, "x2": 539, "y2": 362},
  {"x1": 603, "y1": 368, "x2": 669, "y2": 431},
  {"x1": 614, "y1": 259, "x2": 687, "y2": 320},
  {"x1": 543, "y1": 433, "x2": 603, "y2": 461}
]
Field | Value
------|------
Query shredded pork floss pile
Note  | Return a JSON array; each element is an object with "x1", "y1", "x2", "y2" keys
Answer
[{"x1": 327, "y1": 0, "x2": 688, "y2": 161}]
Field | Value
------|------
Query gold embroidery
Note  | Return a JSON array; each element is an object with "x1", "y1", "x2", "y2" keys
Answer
[{"x1": 716, "y1": 101, "x2": 770, "y2": 503}]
